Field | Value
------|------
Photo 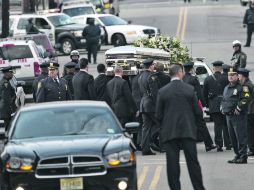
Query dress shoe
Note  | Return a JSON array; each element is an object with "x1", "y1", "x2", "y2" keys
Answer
[
  {"x1": 228, "y1": 157, "x2": 239, "y2": 164},
  {"x1": 142, "y1": 151, "x2": 156, "y2": 156},
  {"x1": 217, "y1": 147, "x2": 223, "y2": 152},
  {"x1": 247, "y1": 152, "x2": 254, "y2": 156},
  {"x1": 205, "y1": 144, "x2": 217, "y2": 152},
  {"x1": 235, "y1": 158, "x2": 247, "y2": 164}
]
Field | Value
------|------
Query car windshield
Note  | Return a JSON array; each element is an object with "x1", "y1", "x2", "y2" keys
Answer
[
  {"x1": 99, "y1": 15, "x2": 127, "y2": 26},
  {"x1": 47, "y1": 14, "x2": 75, "y2": 27},
  {"x1": 0, "y1": 45, "x2": 33, "y2": 60},
  {"x1": 90, "y1": 0, "x2": 102, "y2": 6},
  {"x1": 11, "y1": 106, "x2": 121, "y2": 139},
  {"x1": 63, "y1": 7, "x2": 96, "y2": 17}
]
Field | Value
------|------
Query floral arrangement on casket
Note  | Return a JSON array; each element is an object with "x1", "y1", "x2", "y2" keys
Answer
[{"x1": 132, "y1": 35, "x2": 192, "y2": 64}]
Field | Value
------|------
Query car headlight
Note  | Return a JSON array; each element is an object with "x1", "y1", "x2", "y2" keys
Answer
[
  {"x1": 107, "y1": 150, "x2": 135, "y2": 166},
  {"x1": 72, "y1": 31, "x2": 83, "y2": 37},
  {"x1": 6, "y1": 157, "x2": 34, "y2": 171}
]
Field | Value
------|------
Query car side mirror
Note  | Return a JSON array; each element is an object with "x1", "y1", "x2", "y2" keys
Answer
[
  {"x1": 17, "y1": 81, "x2": 26, "y2": 87},
  {"x1": 124, "y1": 122, "x2": 140, "y2": 133}
]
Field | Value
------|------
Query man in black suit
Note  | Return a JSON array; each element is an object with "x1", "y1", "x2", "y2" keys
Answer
[
  {"x1": 94, "y1": 64, "x2": 111, "y2": 103},
  {"x1": 106, "y1": 66, "x2": 138, "y2": 126},
  {"x1": 156, "y1": 64, "x2": 205, "y2": 190},
  {"x1": 72, "y1": 58, "x2": 96, "y2": 100},
  {"x1": 62, "y1": 62, "x2": 76, "y2": 100},
  {"x1": 36, "y1": 62, "x2": 71, "y2": 103}
]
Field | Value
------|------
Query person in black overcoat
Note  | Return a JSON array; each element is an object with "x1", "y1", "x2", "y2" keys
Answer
[
  {"x1": 72, "y1": 58, "x2": 96, "y2": 100},
  {"x1": 106, "y1": 66, "x2": 138, "y2": 127},
  {"x1": 156, "y1": 64, "x2": 205, "y2": 190}
]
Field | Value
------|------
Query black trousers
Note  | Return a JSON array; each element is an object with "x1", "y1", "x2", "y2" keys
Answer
[
  {"x1": 245, "y1": 24, "x2": 254, "y2": 46},
  {"x1": 87, "y1": 43, "x2": 98, "y2": 64},
  {"x1": 226, "y1": 114, "x2": 248, "y2": 159},
  {"x1": 196, "y1": 117, "x2": 213, "y2": 147},
  {"x1": 211, "y1": 113, "x2": 231, "y2": 148},
  {"x1": 247, "y1": 113, "x2": 254, "y2": 153},
  {"x1": 141, "y1": 113, "x2": 158, "y2": 153},
  {"x1": 165, "y1": 138, "x2": 205, "y2": 190},
  {"x1": 3, "y1": 118, "x2": 11, "y2": 131}
]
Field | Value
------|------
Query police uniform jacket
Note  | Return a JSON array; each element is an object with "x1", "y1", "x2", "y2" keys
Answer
[
  {"x1": 243, "y1": 7, "x2": 254, "y2": 25},
  {"x1": 94, "y1": 73, "x2": 111, "y2": 102},
  {"x1": 203, "y1": 71, "x2": 229, "y2": 113},
  {"x1": 32, "y1": 72, "x2": 48, "y2": 102},
  {"x1": 155, "y1": 71, "x2": 171, "y2": 88},
  {"x1": 231, "y1": 51, "x2": 247, "y2": 70},
  {"x1": 156, "y1": 80, "x2": 203, "y2": 143},
  {"x1": 242, "y1": 78, "x2": 254, "y2": 114},
  {"x1": 183, "y1": 73, "x2": 204, "y2": 105},
  {"x1": 36, "y1": 77, "x2": 71, "y2": 103},
  {"x1": 138, "y1": 70, "x2": 157, "y2": 113},
  {"x1": 72, "y1": 71, "x2": 96, "y2": 100},
  {"x1": 0, "y1": 77, "x2": 16, "y2": 119},
  {"x1": 106, "y1": 76, "x2": 137, "y2": 118},
  {"x1": 221, "y1": 81, "x2": 250, "y2": 114},
  {"x1": 63, "y1": 72, "x2": 75, "y2": 100},
  {"x1": 130, "y1": 74, "x2": 142, "y2": 108}
]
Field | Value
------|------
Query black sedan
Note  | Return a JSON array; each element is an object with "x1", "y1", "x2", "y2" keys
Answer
[{"x1": 0, "y1": 101, "x2": 138, "y2": 190}]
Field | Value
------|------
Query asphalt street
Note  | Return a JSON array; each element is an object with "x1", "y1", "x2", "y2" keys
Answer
[{"x1": 29, "y1": 0, "x2": 254, "y2": 189}]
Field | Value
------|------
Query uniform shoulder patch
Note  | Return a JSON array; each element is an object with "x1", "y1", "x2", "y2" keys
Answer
[{"x1": 243, "y1": 86, "x2": 249, "y2": 93}]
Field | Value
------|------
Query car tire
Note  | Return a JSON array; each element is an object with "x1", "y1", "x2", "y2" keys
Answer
[
  {"x1": 112, "y1": 34, "x2": 126, "y2": 47},
  {"x1": 61, "y1": 38, "x2": 75, "y2": 55}
]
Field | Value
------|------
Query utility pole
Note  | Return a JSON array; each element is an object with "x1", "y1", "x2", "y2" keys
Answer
[{"x1": 1, "y1": 0, "x2": 10, "y2": 38}]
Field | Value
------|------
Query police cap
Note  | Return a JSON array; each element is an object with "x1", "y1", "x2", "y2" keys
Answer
[
  {"x1": 0, "y1": 66, "x2": 13, "y2": 73},
  {"x1": 183, "y1": 62, "x2": 194, "y2": 68},
  {"x1": 212, "y1": 61, "x2": 224, "y2": 67},
  {"x1": 228, "y1": 67, "x2": 237, "y2": 75},
  {"x1": 39, "y1": 61, "x2": 49, "y2": 68},
  {"x1": 64, "y1": 61, "x2": 76, "y2": 68},
  {"x1": 222, "y1": 64, "x2": 231, "y2": 71},
  {"x1": 48, "y1": 62, "x2": 59, "y2": 70},
  {"x1": 237, "y1": 68, "x2": 250, "y2": 77},
  {"x1": 143, "y1": 58, "x2": 154, "y2": 66}
]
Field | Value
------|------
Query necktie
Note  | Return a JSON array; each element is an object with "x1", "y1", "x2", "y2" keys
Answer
[{"x1": 54, "y1": 78, "x2": 59, "y2": 85}]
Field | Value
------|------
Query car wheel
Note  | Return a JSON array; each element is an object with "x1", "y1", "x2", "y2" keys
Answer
[
  {"x1": 61, "y1": 38, "x2": 75, "y2": 55},
  {"x1": 112, "y1": 34, "x2": 126, "y2": 47}
]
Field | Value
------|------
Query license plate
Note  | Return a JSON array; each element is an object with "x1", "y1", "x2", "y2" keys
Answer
[{"x1": 60, "y1": 177, "x2": 83, "y2": 190}]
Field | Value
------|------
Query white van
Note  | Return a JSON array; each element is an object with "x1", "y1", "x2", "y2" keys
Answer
[{"x1": 0, "y1": 40, "x2": 46, "y2": 93}]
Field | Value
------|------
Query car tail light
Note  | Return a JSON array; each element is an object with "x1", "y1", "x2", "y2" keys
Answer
[{"x1": 33, "y1": 62, "x2": 40, "y2": 77}]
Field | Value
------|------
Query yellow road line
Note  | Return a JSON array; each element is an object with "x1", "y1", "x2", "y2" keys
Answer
[
  {"x1": 176, "y1": 7, "x2": 184, "y2": 38},
  {"x1": 148, "y1": 166, "x2": 163, "y2": 190},
  {"x1": 138, "y1": 166, "x2": 149, "y2": 190},
  {"x1": 181, "y1": 7, "x2": 188, "y2": 41}
]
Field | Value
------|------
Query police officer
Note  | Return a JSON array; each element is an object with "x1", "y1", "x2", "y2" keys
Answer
[
  {"x1": 70, "y1": 50, "x2": 80, "y2": 64},
  {"x1": 221, "y1": 68, "x2": 250, "y2": 164},
  {"x1": 36, "y1": 62, "x2": 71, "y2": 103},
  {"x1": 243, "y1": 0, "x2": 254, "y2": 47},
  {"x1": 32, "y1": 61, "x2": 49, "y2": 102},
  {"x1": 231, "y1": 40, "x2": 247, "y2": 70},
  {"x1": 183, "y1": 62, "x2": 216, "y2": 152},
  {"x1": 237, "y1": 68, "x2": 254, "y2": 157},
  {"x1": 138, "y1": 58, "x2": 159, "y2": 155},
  {"x1": 63, "y1": 62, "x2": 76, "y2": 100},
  {"x1": 203, "y1": 61, "x2": 231, "y2": 151},
  {"x1": 82, "y1": 18, "x2": 101, "y2": 64},
  {"x1": 0, "y1": 66, "x2": 17, "y2": 131}
]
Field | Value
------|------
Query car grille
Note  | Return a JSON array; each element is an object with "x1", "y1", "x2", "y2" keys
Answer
[
  {"x1": 36, "y1": 155, "x2": 106, "y2": 178},
  {"x1": 143, "y1": 29, "x2": 156, "y2": 36}
]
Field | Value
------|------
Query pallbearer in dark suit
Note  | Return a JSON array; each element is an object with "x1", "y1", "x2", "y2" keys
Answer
[
  {"x1": 36, "y1": 62, "x2": 71, "y2": 103},
  {"x1": 156, "y1": 64, "x2": 205, "y2": 190},
  {"x1": 106, "y1": 66, "x2": 138, "y2": 126},
  {"x1": 94, "y1": 64, "x2": 111, "y2": 103},
  {"x1": 72, "y1": 58, "x2": 96, "y2": 100},
  {"x1": 203, "y1": 61, "x2": 231, "y2": 151}
]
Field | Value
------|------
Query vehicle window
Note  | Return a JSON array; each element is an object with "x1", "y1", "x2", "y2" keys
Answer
[
  {"x1": 90, "y1": 0, "x2": 103, "y2": 6},
  {"x1": 35, "y1": 18, "x2": 51, "y2": 29},
  {"x1": 63, "y1": 7, "x2": 96, "y2": 17},
  {"x1": 47, "y1": 14, "x2": 75, "y2": 27},
  {"x1": 99, "y1": 15, "x2": 127, "y2": 26},
  {"x1": 17, "y1": 18, "x2": 29, "y2": 30},
  {"x1": 0, "y1": 45, "x2": 33, "y2": 60},
  {"x1": 194, "y1": 65, "x2": 209, "y2": 84},
  {"x1": 11, "y1": 107, "x2": 121, "y2": 139},
  {"x1": 72, "y1": 17, "x2": 84, "y2": 25}
]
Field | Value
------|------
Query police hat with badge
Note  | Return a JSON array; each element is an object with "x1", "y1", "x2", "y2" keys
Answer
[
  {"x1": 64, "y1": 62, "x2": 76, "y2": 69},
  {"x1": 237, "y1": 68, "x2": 250, "y2": 78},
  {"x1": 143, "y1": 58, "x2": 155, "y2": 67},
  {"x1": 48, "y1": 62, "x2": 60, "y2": 70},
  {"x1": 211, "y1": 61, "x2": 224, "y2": 67},
  {"x1": 228, "y1": 67, "x2": 238, "y2": 75}
]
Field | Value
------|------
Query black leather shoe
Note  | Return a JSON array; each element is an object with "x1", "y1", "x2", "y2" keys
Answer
[
  {"x1": 235, "y1": 158, "x2": 247, "y2": 164},
  {"x1": 142, "y1": 151, "x2": 156, "y2": 156},
  {"x1": 217, "y1": 147, "x2": 223, "y2": 152},
  {"x1": 206, "y1": 145, "x2": 217, "y2": 152},
  {"x1": 228, "y1": 157, "x2": 238, "y2": 164},
  {"x1": 248, "y1": 152, "x2": 254, "y2": 156}
]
